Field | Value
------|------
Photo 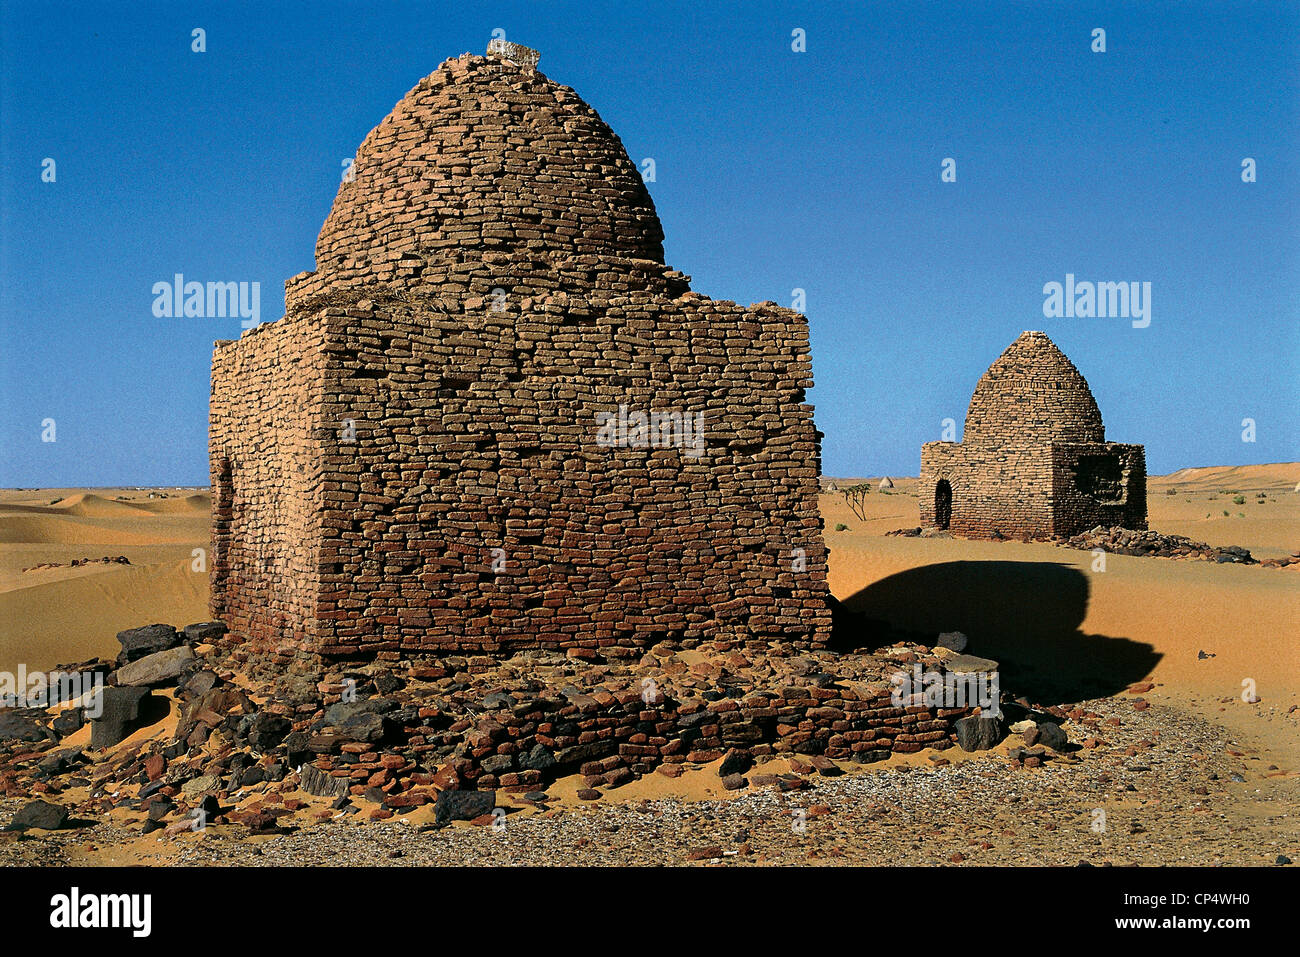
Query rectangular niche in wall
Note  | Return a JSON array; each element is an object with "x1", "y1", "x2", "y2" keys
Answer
[{"x1": 1073, "y1": 454, "x2": 1127, "y2": 504}]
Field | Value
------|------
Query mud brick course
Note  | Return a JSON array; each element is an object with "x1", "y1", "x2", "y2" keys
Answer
[
  {"x1": 209, "y1": 43, "x2": 829, "y2": 668},
  {"x1": 919, "y1": 331, "x2": 1147, "y2": 540}
]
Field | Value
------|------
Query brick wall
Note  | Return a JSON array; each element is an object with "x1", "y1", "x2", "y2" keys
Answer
[
  {"x1": 1049, "y1": 442, "x2": 1148, "y2": 534},
  {"x1": 920, "y1": 442, "x2": 1055, "y2": 537},
  {"x1": 210, "y1": 314, "x2": 329, "y2": 656}
]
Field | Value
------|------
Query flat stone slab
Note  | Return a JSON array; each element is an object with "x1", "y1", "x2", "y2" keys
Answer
[
  {"x1": 115, "y1": 645, "x2": 195, "y2": 686},
  {"x1": 944, "y1": 654, "x2": 1000, "y2": 674}
]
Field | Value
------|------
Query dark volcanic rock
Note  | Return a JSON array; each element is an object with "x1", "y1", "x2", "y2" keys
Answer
[
  {"x1": 247, "y1": 712, "x2": 292, "y2": 750},
  {"x1": 50, "y1": 709, "x2": 85, "y2": 738},
  {"x1": 955, "y1": 714, "x2": 1004, "y2": 752},
  {"x1": 434, "y1": 789, "x2": 496, "y2": 825},
  {"x1": 0, "y1": 712, "x2": 53, "y2": 743},
  {"x1": 36, "y1": 749, "x2": 83, "y2": 777},
  {"x1": 336, "y1": 711, "x2": 387, "y2": 744},
  {"x1": 183, "y1": 621, "x2": 228, "y2": 644},
  {"x1": 553, "y1": 741, "x2": 612, "y2": 767},
  {"x1": 719, "y1": 748, "x2": 753, "y2": 777},
  {"x1": 518, "y1": 743, "x2": 556, "y2": 773},
  {"x1": 1060, "y1": 526, "x2": 1257, "y2": 564},
  {"x1": 373, "y1": 673, "x2": 403, "y2": 695},
  {"x1": 480, "y1": 754, "x2": 514, "y2": 775},
  {"x1": 1036, "y1": 721, "x2": 1069, "y2": 750},
  {"x1": 6, "y1": 800, "x2": 70, "y2": 831},
  {"x1": 810, "y1": 755, "x2": 843, "y2": 777},
  {"x1": 323, "y1": 698, "x2": 397, "y2": 726},
  {"x1": 116, "y1": 624, "x2": 181, "y2": 664},
  {"x1": 480, "y1": 691, "x2": 517, "y2": 710}
]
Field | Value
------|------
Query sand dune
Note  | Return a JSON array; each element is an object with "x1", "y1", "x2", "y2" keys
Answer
[
  {"x1": 129, "y1": 492, "x2": 212, "y2": 514},
  {"x1": 0, "y1": 514, "x2": 207, "y2": 546},
  {"x1": 0, "y1": 488, "x2": 211, "y2": 670},
  {"x1": 0, "y1": 488, "x2": 210, "y2": 548},
  {"x1": 1153, "y1": 462, "x2": 1299, "y2": 492},
  {"x1": 51, "y1": 492, "x2": 150, "y2": 517},
  {"x1": 0, "y1": 558, "x2": 207, "y2": 672}
]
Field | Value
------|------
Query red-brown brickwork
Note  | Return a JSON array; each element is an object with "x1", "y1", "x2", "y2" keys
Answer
[
  {"x1": 210, "y1": 44, "x2": 830, "y2": 665},
  {"x1": 919, "y1": 331, "x2": 1147, "y2": 539}
]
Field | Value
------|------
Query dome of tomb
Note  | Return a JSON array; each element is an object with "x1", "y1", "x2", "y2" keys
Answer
[
  {"x1": 962, "y1": 331, "x2": 1105, "y2": 446},
  {"x1": 313, "y1": 44, "x2": 665, "y2": 282}
]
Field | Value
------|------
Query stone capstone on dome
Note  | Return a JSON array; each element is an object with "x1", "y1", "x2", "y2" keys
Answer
[{"x1": 486, "y1": 38, "x2": 540, "y2": 71}]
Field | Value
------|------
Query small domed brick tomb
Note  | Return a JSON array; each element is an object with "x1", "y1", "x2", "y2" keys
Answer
[
  {"x1": 919, "y1": 331, "x2": 1147, "y2": 539},
  {"x1": 209, "y1": 43, "x2": 831, "y2": 667}
]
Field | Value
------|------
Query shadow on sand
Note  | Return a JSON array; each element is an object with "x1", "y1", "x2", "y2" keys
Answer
[{"x1": 831, "y1": 560, "x2": 1160, "y2": 703}]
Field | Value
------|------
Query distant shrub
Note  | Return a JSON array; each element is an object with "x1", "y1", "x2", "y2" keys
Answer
[
  {"x1": 1166, "y1": 488, "x2": 1178, "y2": 495},
  {"x1": 1223, "y1": 510, "x2": 1230, "y2": 516},
  {"x1": 1233, "y1": 495, "x2": 1246, "y2": 505},
  {"x1": 834, "y1": 523, "x2": 848, "y2": 532}
]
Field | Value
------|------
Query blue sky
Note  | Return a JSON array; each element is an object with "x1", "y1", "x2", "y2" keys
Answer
[{"x1": 2, "y1": 0, "x2": 1296, "y2": 485}]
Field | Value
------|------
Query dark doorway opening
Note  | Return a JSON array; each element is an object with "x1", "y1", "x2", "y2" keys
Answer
[{"x1": 935, "y1": 479, "x2": 952, "y2": 530}]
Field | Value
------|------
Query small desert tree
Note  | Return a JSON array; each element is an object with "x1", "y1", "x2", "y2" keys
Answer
[{"x1": 842, "y1": 483, "x2": 872, "y2": 521}]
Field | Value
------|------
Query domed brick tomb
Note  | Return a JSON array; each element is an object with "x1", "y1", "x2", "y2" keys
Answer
[
  {"x1": 919, "y1": 331, "x2": 1147, "y2": 540},
  {"x1": 208, "y1": 42, "x2": 830, "y2": 666}
]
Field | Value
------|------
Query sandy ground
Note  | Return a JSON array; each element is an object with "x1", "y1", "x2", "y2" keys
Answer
[
  {"x1": 0, "y1": 489, "x2": 209, "y2": 671},
  {"x1": 0, "y1": 465, "x2": 1295, "y2": 866}
]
